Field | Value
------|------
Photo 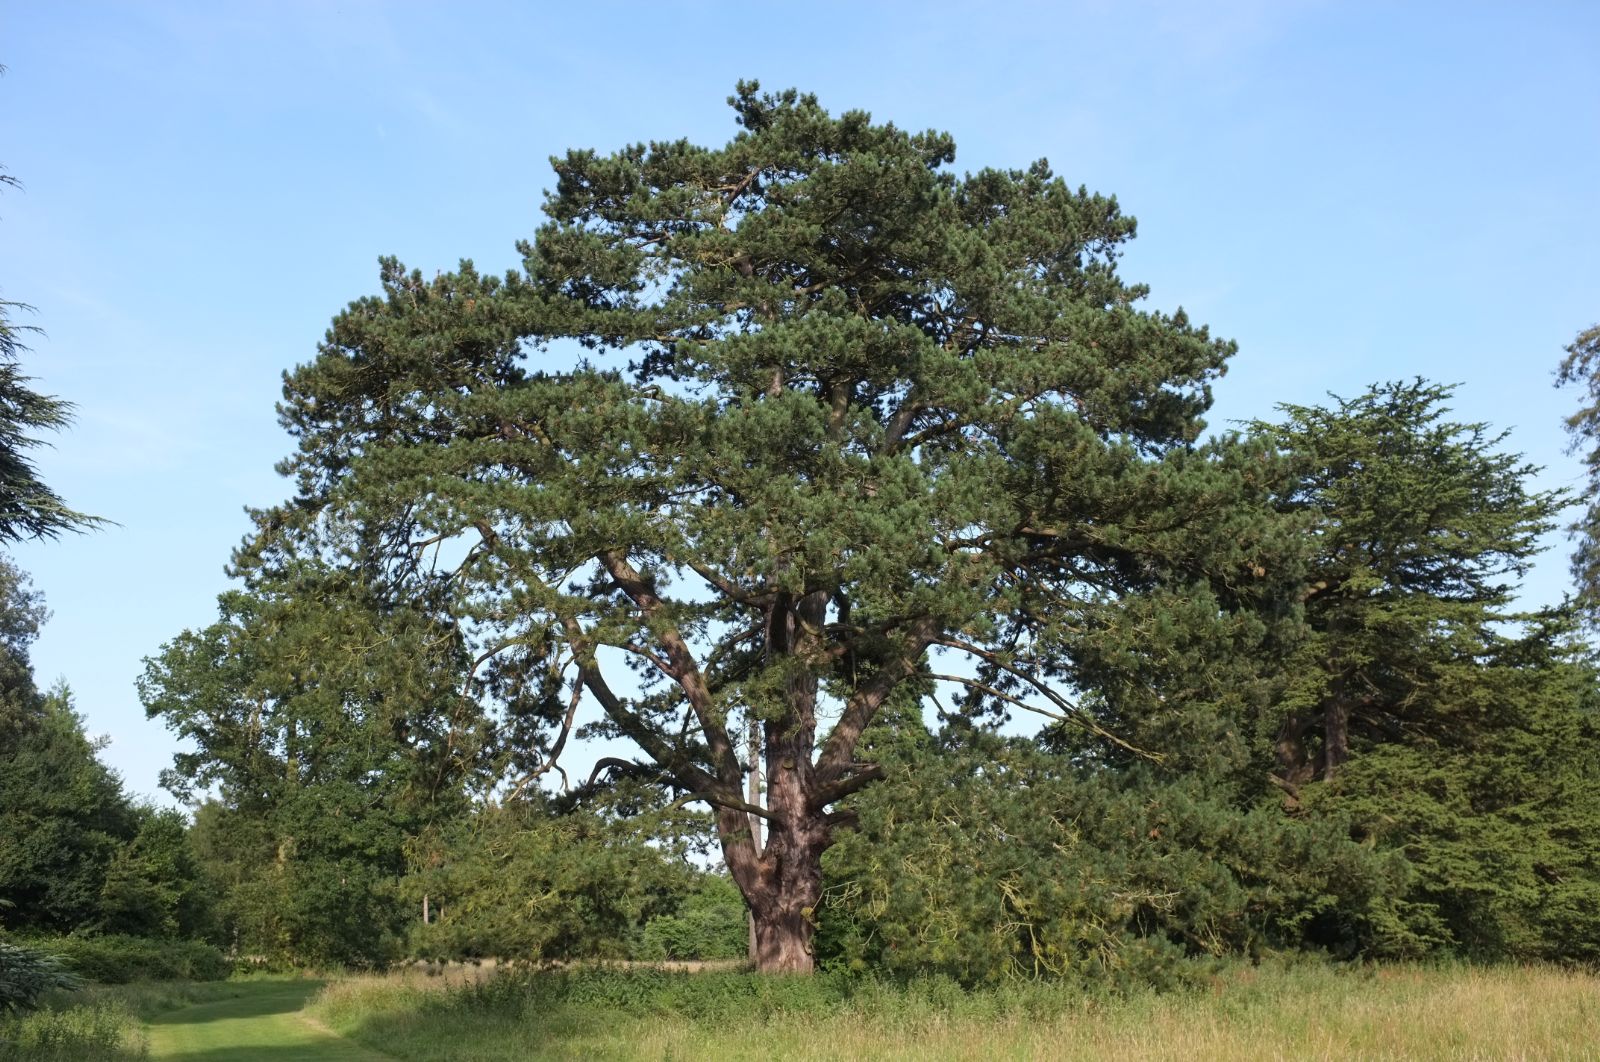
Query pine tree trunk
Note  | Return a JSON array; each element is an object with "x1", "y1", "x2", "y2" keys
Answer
[
  {"x1": 738, "y1": 808, "x2": 827, "y2": 974},
  {"x1": 720, "y1": 725, "x2": 829, "y2": 974},
  {"x1": 750, "y1": 882, "x2": 820, "y2": 973},
  {"x1": 1324, "y1": 696, "x2": 1350, "y2": 781},
  {"x1": 1274, "y1": 711, "x2": 1317, "y2": 786}
]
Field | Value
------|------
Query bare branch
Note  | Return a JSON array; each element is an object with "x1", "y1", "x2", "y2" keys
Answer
[
  {"x1": 503, "y1": 672, "x2": 584, "y2": 802},
  {"x1": 808, "y1": 762, "x2": 884, "y2": 811},
  {"x1": 569, "y1": 640, "x2": 726, "y2": 798}
]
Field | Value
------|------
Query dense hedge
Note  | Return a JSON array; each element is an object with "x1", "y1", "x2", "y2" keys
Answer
[
  {"x1": 637, "y1": 875, "x2": 747, "y2": 962},
  {"x1": 42, "y1": 935, "x2": 229, "y2": 984}
]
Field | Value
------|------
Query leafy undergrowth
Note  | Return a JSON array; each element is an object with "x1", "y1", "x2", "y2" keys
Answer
[
  {"x1": 0, "y1": 1002, "x2": 144, "y2": 1062},
  {"x1": 309, "y1": 961, "x2": 1600, "y2": 1061}
]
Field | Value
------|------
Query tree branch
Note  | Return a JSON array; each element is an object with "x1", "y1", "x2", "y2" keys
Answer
[
  {"x1": 503, "y1": 675, "x2": 584, "y2": 801},
  {"x1": 596, "y1": 549, "x2": 742, "y2": 786},
  {"x1": 816, "y1": 616, "x2": 940, "y2": 782},
  {"x1": 571, "y1": 650, "x2": 725, "y2": 797},
  {"x1": 808, "y1": 762, "x2": 884, "y2": 811}
]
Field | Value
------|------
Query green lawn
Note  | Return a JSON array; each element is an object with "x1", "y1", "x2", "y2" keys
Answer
[{"x1": 146, "y1": 981, "x2": 390, "y2": 1062}]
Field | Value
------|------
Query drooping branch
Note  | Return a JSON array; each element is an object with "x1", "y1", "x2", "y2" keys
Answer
[
  {"x1": 932, "y1": 636, "x2": 1162, "y2": 761},
  {"x1": 503, "y1": 671, "x2": 583, "y2": 801}
]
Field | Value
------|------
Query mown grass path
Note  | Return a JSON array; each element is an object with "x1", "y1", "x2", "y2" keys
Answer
[{"x1": 147, "y1": 981, "x2": 392, "y2": 1062}]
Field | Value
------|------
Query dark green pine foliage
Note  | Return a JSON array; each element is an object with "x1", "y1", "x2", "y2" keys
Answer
[
  {"x1": 140, "y1": 561, "x2": 488, "y2": 967},
  {"x1": 1556, "y1": 321, "x2": 1600, "y2": 614},
  {"x1": 0, "y1": 558, "x2": 142, "y2": 935},
  {"x1": 264, "y1": 83, "x2": 1297, "y2": 971},
  {"x1": 1252, "y1": 382, "x2": 1600, "y2": 960},
  {"x1": 818, "y1": 740, "x2": 1425, "y2": 985},
  {"x1": 1252, "y1": 381, "x2": 1563, "y2": 790},
  {"x1": 0, "y1": 164, "x2": 99, "y2": 542},
  {"x1": 1311, "y1": 618, "x2": 1600, "y2": 961}
]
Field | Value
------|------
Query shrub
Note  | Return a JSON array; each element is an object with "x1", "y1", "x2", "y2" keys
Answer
[
  {"x1": 0, "y1": 1001, "x2": 140, "y2": 1061},
  {"x1": 817, "y1": 748, "x2": 1428, "y2": 984},
  {"x1": 0, "y1": 940, "x2": 80, "y2": 1014}
]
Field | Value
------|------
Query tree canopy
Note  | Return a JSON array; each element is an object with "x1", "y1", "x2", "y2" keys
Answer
[{"x1": 1252, "y1": 381, "x2": 1564, "y2": 791}]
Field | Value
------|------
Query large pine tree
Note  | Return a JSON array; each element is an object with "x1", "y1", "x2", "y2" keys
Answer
[{"x1": 259, "y1": 84, "x2": 1292, "y2": 971}]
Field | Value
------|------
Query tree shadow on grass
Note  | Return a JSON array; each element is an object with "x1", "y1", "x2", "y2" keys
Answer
[
  {"x1": 153, "y1": 1048, "x2": 383, "y2": 1062},
  {"x1": 146, "y1": 981, "x2": 326, "y2": 1028}
]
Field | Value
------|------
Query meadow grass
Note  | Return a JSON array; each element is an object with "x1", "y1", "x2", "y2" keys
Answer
[{"x1": 309, "y1": 960, "x2": 1600, "y2": 1061}]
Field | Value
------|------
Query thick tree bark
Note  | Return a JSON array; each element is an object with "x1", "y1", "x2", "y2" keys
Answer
[
  {"x1": 720, "y1": 591, "x2": 839, "y2": 973},
  {"x1": 1274, "y1": 710, "x2": 1317, "y2": 789},
  {"x1": 722, "y1": 800, "x2": 828, "y2": 974},
  {"x1": 589, "y1": 562, "x2": 932, "y2": 974}
]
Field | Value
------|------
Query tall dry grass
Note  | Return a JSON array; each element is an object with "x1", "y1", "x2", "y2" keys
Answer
[{"x1": 308, "y1": 961, "x2": 1600, "y2": 1061}]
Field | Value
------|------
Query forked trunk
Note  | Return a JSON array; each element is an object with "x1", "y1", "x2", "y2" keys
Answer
[
  {"x1": 719, "y1": 725, "x2": 831, "y2": 974},
  {"x1": 731, "y1": 811, "x2": 828, "y2": 973}
]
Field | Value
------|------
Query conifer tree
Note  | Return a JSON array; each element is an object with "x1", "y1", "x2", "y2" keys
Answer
[
  {"x1": 259, "y1": 84, "x2": 1292, "y2": 971},
  {"x1": 1556, "y1": 322, "x2": 1600, "y2": 611},
  {"x1": 1252, "y1": 381, "x2": 1564, "y2": 790},
  {"x1": 1252, "y1": 382, "x2": 1599, "y2": 957},
  {"x1": 0, "y1": 157, "x2": 98, "y2": 542}
]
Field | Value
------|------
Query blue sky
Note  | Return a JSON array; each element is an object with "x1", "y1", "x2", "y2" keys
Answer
[{"x1": 3, "y1": 1, "x2": 1597, "y2": 803}]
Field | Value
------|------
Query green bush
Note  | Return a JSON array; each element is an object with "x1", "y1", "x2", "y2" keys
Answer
[
  {"x1": 45, "y1": 935, "x2": 229, "y2": 984},
  {"x1": 397, "y1": 964, "x2": 1193, "y2": 1028},
  {"x1": 637, "y1": 875, "x2": 747, "y2": 961},
  {"x1": 406, "y1": 803, "x2": 700, "y2": 964},
  {"x1": 457, "y1": 966, "x2": 865, "y2": 1023},
  {"x1": 817, "y1": 748, "x2": 1427, "y2": 985}
]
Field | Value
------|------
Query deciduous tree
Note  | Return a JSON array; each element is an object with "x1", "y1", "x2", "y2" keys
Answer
[{"x1": 141, "y1": 562, "x2": 487, "y2": 965}]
